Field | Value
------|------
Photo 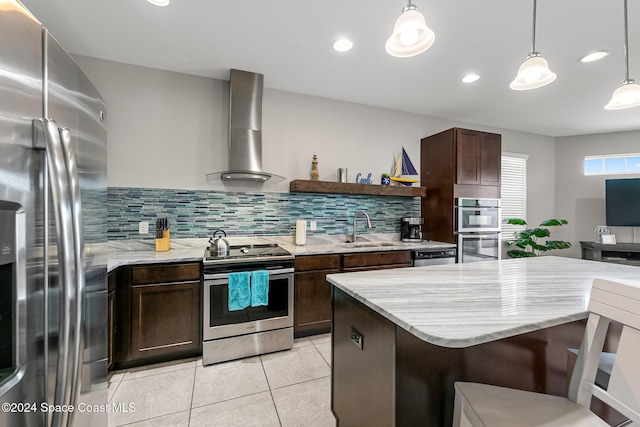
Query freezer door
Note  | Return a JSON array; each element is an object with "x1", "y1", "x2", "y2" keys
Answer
[
  {"x1": 45, "y1": 31, "x2": 108, "y2": 427},
  {"x1": 0, "y1": 2, "x2": 48, "y2": 427}
]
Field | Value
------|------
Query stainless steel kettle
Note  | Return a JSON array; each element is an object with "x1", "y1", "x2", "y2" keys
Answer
[{"x1": 209, "y1": 229, "x2": 230, "y2": 257}]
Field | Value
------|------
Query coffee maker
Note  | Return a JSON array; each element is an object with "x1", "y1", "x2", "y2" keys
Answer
[{"x1": 401, "y1": 217, "x2": 424, "y2": 242}]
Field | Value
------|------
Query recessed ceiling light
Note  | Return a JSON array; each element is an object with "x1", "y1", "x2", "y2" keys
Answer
[
  {"x1": 146, "y1": 0, "x2": 170, "y2": 6},
  {"x1": 333, "y1": 39, "x2": 353, "y2": 52},
  {"x1": 462, "y1": 73, "x2": 480, "y2": 83},
  {"x1": 580, "y1": 51, "x2": 609, "y2": 63}
]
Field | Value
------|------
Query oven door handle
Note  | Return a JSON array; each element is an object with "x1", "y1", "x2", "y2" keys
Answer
[{"x1": 204, "y1": 267, "x2": 294, "y2": 281}]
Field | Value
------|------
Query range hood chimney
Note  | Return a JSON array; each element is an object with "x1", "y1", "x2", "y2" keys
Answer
[{"x1": 207, "y1": 69, "x2": 284, "y2": 183}]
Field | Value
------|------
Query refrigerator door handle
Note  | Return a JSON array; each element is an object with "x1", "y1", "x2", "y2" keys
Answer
[
  {"x1": 59, "y1": 126, "x2": 85, "y2": 425},
  {"x1": 34, "y1": 118, "x2": 77, "y2": 427}
]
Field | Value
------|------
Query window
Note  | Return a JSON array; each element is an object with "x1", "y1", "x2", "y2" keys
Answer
[
  {"x1": 584, "y1": 153, "x2": 640, "y2": 175},
  {"x1": 501, "y1": 153, "x2": 528, "y2": 238}
]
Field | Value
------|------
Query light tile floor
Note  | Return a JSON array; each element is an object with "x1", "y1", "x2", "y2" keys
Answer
[{"x1": 107, "y1": 334, "x2": 335, "y2": 427}]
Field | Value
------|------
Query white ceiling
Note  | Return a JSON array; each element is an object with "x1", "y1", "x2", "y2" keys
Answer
[{"x1": 21, "y1": 0, "x2": 640, "y2": 137}]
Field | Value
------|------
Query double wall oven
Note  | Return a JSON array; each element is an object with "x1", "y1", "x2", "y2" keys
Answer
[
  {"x1": 202, "y1": 243, "x2": 294, "y2": 366},
  {"x1": 456, "y1": 198, "x2": 501, "y2": 263}
]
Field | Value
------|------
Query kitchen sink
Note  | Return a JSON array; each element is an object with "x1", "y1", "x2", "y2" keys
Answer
[{"x1": 342, "y1": 242, "x2": 398, "y2": 248}]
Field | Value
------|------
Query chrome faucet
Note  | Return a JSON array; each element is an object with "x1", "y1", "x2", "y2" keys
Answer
[{"x1": 351, "y1": 211, "x2": 372, "y2": 243}]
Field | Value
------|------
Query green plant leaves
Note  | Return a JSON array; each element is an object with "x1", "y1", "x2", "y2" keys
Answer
[
  {"x1": 503, "y1": 217, "x2": 571, "y2": 258},
  {"x1": 506, "y1": 250, "x2": 537, "y2": 258},
  {"x1": 545, "y1": 240, "x2": 572, "y2": 250},
  {"x1": 503, "y1": 218, "x2": 527, "y2": 226},
  {"x1": 540, "y1": 219, "x2": 568, "y2": 227}
]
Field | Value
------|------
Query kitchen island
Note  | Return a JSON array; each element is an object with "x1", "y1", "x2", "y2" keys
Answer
[{"x1": 327, "y1": 256, "x2": 640, "y2": 426}]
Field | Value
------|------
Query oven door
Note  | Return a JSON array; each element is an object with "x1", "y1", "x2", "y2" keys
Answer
[
  {"x1": 457, "y1": 207, "x2": 501, "y2": 232},
  {"x1": 203, "y1": 268, "x2": 294, "y2": 341},
  {"x1": 457, "y1": 233, "x2": 501, "y2": 263}
]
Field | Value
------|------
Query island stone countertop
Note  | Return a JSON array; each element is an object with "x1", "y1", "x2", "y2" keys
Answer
[
  {"x1": 107, "y1": 233, "x2": 455, "y2": 272},
  {"x1": 326, "y1": 256, "x2": 640, "y2": 348}
]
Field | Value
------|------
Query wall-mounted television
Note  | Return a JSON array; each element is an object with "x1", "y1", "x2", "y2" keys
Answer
[{"x1": 606, "y1": 178, "x2": 640, "y2": 226}]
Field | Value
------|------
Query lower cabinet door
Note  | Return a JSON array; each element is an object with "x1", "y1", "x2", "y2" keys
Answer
[
  {"x1": 294, "y1": 270, "x2": 338, "y2": 336},
  {"x1": 131, "y1": 281, "x2": 200, "y2": 360}
]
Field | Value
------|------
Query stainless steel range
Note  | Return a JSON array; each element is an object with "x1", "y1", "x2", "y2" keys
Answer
[{"x1": 202, "y1": 242, "x2": 294, "y2": 365}]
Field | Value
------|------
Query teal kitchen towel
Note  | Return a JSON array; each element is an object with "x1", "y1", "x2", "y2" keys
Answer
[
  {"x1": 228, "y1": 272, "x2": 251, "y2": 311},
  {"x1": 251, "y1": 270, "x2": 269, "y2": 307}
]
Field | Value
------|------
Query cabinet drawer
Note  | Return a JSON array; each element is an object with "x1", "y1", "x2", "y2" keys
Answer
[
  {"x1": 294, "y1": 254, "x2": 341, "y2": 271},
  {"x1": 343, "y1": 250, "x2": 412, "y2": 269},
  {"x1": 131, "y1": 263, "x2": 201, "y2": 285}
]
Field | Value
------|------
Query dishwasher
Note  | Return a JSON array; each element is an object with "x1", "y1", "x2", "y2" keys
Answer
[{"x1": 413, "y1": 248, "x2": 457, "y2": 266}]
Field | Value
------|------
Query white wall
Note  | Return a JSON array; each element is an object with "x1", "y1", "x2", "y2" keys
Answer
[
  {"x1": 555, "y1": 130, "x2": 640, "y2": 258},
  {"x1": 74, "y1": 55, "x2": 556, "y2": 222}
]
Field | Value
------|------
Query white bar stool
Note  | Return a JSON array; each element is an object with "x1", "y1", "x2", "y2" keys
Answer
[{"x1": 453, "y1": 278, "x2": 640, "y2": 427}]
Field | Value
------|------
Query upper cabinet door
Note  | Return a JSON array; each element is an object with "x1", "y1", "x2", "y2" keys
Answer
[
  {"x1": 479, "y1": 132, "x2": 501, "y2": 186},
  {"x1": 455, "y1": 129, "x2": 501, "y2": 187},
  {"x1": 456, "y1": 129, "x2": 481, "y2": 184}
]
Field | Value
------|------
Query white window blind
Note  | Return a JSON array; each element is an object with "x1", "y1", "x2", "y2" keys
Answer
[{"x1": 501, "y1": 153, "x2": 528, "y2": 239}]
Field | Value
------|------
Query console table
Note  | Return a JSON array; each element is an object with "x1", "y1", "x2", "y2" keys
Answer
[{"x1": 580, "y1": 241, "x2": 640, "y2": 266}]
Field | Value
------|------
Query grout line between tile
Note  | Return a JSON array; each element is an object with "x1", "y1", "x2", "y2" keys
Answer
[
  {"x1": 189, "y1": 389, "x2": 271, "y2": 410},
  {"x1": 260, "y1": 355, "x2": 283, "y2": 427},
  {"x1": 187, "y1": 363, "x2": 197, "y2": 427},
  {"x1": 114, "y1": 409, "x2": 189, "y2": 427},
  {"x1": 268, "y1": 374, "x2": 332, "y2": 392}
]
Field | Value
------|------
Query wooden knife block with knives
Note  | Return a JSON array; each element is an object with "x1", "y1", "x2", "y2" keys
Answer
[{"x1": 155, "y1": 218, "x2": 170, "y2": 252}]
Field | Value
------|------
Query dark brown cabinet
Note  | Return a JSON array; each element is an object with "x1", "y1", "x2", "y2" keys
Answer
[
  {"x1": 421, "y1": 127, "x2": 502, "y2": 243},
  {"x1": 342, "y1": 250, "x2": 412, "y2": 272},
  {"x1": 455, "y1": 128, "x2": 501, "y2": 186},
  {"x1": 294, "y1": 250, "x2": 412, "y2": 337},
  {"x1": 332, "y1": 287, "x2": 396, "y2": 426},
  {"x1": 294, "y1": 254, "x2": 341, "y2": 337},
  {"x1": 107, "y1": 272, "x2": 116, "y2": 371},
  {"x1": 110, "y1": 262, "x2": 202, "y2": 369},
  {"x1": 129, "y1": 263, "x2": 201, "y2": 361}
]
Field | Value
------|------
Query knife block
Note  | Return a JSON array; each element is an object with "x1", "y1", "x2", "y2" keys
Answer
[{"x1": 155, "y1": 230, "x2": 170, "y2": 252}]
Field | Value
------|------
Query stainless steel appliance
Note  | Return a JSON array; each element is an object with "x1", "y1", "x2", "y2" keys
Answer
[
  {"x1": 202, "y1": 243, "x2": 294, "y2": 366},
  {"x1": 206, "y1": 69, "x2": 285, "y2": 182},
  {"x1": 1, "y1": 2, "x2": 108, "y2": 426},
  {"x1": 413, "y1": 248, "x2": 457, "y2": 266},
  {"x1": 401, "y1": 217, "x2": 424, "y2": 242},
  {"x1": 455, "y1": 198, "x2": 501, "y2": 263},
  {"x1": 456, "y1": 198, "x2": 501, "y2": 232},
  {"x1": 457, "y1": 233, "x2": 501, "y2": 263}
]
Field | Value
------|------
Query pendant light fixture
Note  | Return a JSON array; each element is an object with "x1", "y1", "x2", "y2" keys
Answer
[
  {"x1": 510, "y1": 0, "x2": 556, "y2": 90},
  {"x1": 385, "y1": 0, "x2": 435, "y2": 58},
  {"x1": 605, "y1": 0, "x2": 640, "y2": 110}
]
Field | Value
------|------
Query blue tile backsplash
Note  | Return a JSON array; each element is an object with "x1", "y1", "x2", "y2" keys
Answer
[{"x1": 107, "y1": 187, "x2": 421, "y2": 240}]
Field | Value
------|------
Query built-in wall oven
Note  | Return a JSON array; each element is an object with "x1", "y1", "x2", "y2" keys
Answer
[
  {"x1": 456, "y1": 198, "x2": 501, "y2": 263},
  {"x1": 202, "y1": 243, "x2": 294, "y2": 366},
  {"x1": 456, "y1": 198, "x2": 501, "y2": 232},
  {"x1": 457, "y1": 233, "x2": 501, "y2": 263}
]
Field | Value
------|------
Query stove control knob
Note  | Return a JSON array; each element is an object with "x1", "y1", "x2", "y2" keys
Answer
[{"x1": 240, "y1": 247, "x2": 249, "y2": 254}]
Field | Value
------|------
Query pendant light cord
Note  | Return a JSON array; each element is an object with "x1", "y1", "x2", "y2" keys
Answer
[
  {"x1": 531, "y1": 0, "x2": 537, "y2": 53},
  {"x1": 624, "y1": 0, "x2": 630, "y2": 81}
]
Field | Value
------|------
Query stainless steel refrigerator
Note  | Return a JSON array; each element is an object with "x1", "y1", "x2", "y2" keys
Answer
[{"x1": 0, "y1": 1, "x2": 108, "y2": 426}]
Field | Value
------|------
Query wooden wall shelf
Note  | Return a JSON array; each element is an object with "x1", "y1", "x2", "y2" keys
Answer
[{"x1": 289, "y1": 180, "x2": 426, "y2": 198}]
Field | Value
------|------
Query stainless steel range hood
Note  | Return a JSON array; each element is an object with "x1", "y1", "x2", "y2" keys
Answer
[{"x1": 207, "y1": 69, "x2": 284, "y2": 183}]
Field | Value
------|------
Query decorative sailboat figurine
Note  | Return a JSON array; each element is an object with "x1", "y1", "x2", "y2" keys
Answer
[{"x1": 390, "y1": 147, "x2": 419, "y2": 186}]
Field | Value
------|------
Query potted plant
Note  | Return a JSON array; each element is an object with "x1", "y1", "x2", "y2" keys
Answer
[
  {"x1": 503, "y1": 218, "x2": 572, "y2": 258},
  {"x1": 381, "y1": 173, "x2": 391, "y2": 185}
]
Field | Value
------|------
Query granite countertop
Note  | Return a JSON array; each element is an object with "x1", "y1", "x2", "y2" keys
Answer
[
  {"x1": 107, "y1": 233, "x2": 455, "y2": 272},
  {"x1": 272, "y1": 233, "x2": 455, "y2": 256},
  {"x1": 326, "y1": 256, "x2": 640, "y2": 348}
]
